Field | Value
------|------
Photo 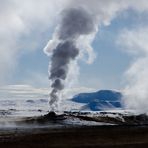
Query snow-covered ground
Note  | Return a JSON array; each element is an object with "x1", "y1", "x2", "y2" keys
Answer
[
  {"x1": 0, "y1": 85, "x2": 124, "y2": 117},
  {"x1": 1, "y1": 85, "x2": 144, "y2": 127}
]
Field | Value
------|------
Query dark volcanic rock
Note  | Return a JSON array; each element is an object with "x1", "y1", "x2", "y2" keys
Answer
[
  {"x1": 22, "y1": 112, "x2": 66, "y2": 125},
  {"x1": 16, "y1": 111, "x2": 148, "y2": 126},
  {"x1": 123, "y1": 114, "x2": 148, "y2": 125},
  {"x1": 26, "y1": 100, "x2": 35, "y2": 103},
  {"x1": 39, "y1": 99, "x2": 48, "y2": 103},
  {"x1": 44, "y1": 111, "x2": 57, "y2": 119}
]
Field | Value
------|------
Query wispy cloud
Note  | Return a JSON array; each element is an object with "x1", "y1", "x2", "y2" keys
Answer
[{"x1": 0, "y1": 85, "x2": 48, "y2": 100}]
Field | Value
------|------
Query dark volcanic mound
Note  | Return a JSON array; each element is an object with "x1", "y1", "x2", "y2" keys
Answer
[{"x1": 18, "y1": 111, "x2": 148, "y2": 126}]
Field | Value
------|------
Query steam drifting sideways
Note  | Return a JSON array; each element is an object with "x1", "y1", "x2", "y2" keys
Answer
[{"x1": 44, "y1": 8, "x2": 97, "y2": 111}]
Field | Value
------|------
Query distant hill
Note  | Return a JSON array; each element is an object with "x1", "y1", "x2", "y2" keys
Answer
[{"x1": 72, "y1": 90, "x2": 123, "y2": 111}]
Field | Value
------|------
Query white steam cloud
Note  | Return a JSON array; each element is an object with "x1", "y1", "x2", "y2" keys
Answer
[
  {"x1": 44, "y1": 0, "x2": 148, "y2": 111},
  {"x1": 118, "y1": 27, "x2": 148, "y2": 113}
]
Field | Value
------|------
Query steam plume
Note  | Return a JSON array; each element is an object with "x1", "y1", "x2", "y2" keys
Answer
[
  {"x1": 46, "y1": 8, "x2": 97, "y2": 110},
  {"x1": 43, "y1": 0, "x2": 148, "y2": 112}
]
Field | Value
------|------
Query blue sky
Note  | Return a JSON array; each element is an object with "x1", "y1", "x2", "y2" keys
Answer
[{"x1": 7, "y1": 9, "x2": 144, "y2": 90}]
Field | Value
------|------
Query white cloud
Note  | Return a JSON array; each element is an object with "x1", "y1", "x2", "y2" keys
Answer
[{"x1": 117, "y1": 28, "x2": 148, "y2": 55}]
